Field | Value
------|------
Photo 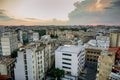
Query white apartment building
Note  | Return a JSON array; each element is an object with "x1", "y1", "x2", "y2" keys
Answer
[
  {"x1": 55, "y1": 45, "x2": 85, "y2": 76},
  {"x1": 14, "y1": 42, "x2": 51, "y2": 80},
  {"x1": 1, "y1": 32, "x2": 18, "y2": 56},
  {"x1": 33, "y1": 32, "x2": 39, "y2": 41}
]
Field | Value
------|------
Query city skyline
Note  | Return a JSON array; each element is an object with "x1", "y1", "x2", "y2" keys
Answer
[{"x1": 0, "y1": 0, "x2": 120, "y2": 25}]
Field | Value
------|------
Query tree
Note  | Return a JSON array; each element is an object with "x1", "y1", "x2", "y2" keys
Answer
[
  {"x1": 50, "y1": 34, "x2": 58, "y2": 39},
  {"x1": 50, "y1": 68, "x2": 65, "y2": 80},
  {"x1": 34, "y1": 30, "x2": 46, "y2": 37}
]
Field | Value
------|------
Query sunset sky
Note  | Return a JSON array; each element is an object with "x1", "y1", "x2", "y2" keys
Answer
[{"x1": 0, "y1": 0, "x2": 120, "y2": 25}]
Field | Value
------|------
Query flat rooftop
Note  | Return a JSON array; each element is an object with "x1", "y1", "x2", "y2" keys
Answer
[{"x1": 56, "y1": 45, "x2": 84, "y2": 54}]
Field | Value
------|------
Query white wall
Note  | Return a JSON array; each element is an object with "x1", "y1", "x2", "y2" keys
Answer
[{"x1": 14, "y1": 51, "x2": 26, "y2": 80}]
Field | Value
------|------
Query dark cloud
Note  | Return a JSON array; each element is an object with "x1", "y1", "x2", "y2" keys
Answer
[
  {"x1": 0, "y1": 9, "x2": 17, "y2": 21},
  {"x1": 68, "y1": 0, "x2": 120, "y2": 25},
  {"x1": 111, "y1": 0, "x2": 120, "y2": 7}
]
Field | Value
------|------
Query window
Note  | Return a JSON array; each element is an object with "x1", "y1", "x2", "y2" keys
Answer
[
  {"x1": 25, "y1": 66, "x2": 27, "y2": 70},
  {"x1": 62, "y1": 53, "x2": 71, "y2": 56},
  {"x1": 62, "y1": 62, "x2": 71, "y2": 65},
  {"x1": 62, "y1": 58, "x2": 71, "y2": 61},
  {"x1": 62, "y1": 66, "x2": 71, "y2": 69},
  {"x1": 26, "y1": 76, "x2": 28, "y2": 80},
  {"x1": 25, "y1": 71, "x2": 28, "y2": 75},
  {"x1": 24, "y1": 54, "x2": 26, "y2": 59},
  {"x1": 24, "y1": 60, "x2": 27, "y2": 64},
  {"x1": 77, "y1": 51, "x2": 81, "y2": 57}
]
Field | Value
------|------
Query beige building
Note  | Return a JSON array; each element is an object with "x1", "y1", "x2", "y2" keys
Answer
[
  {"x1": 1, "y1": 32, "x2": 18, "y2": 56},
  {"x1": 96, "y1": 51, "x2": 115, "y2": 80},
  {"x1": 110, "y1": 32, "x2": 120, "y2": 47},
  {"x1": 0, "y1": 56, "x2": 16, "y2": 80},
  {"x1": 85, "y1": 48, "x2": 102, "y2": 63}
]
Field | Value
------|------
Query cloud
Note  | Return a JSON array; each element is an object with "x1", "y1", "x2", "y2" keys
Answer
[
  {"x1": 0, "y1": 9, "x2": 15, "y2": 21},
  {"x1": 1, "y1": 0, "x2": 78, "y2": 20},
  {"x1": 68, "y1": 0, "x2": 120, "y2": 25}
]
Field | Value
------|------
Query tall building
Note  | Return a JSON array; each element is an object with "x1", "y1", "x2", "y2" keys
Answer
[
  {"x1": 0, "y1": 56, "x2": 16, "y2": 80},
  {"x1": 55, "y1": 45, "x2": 85, "y2": 77},
  {"x1": 96, "y1": 51, "x2": 115, "y2": 80},
  {"x1": 14, "y1": 42, "x2": 51, "y2": 80},
  {"x1": 18, "y1": 30, "x2": 23, "y2": 44},
  {"x1": 33, "y1": 32, "x2": 39, "y2": 41},
  {"x1": 110, "y1": 32, "x2": 120, "y2": 47},
  {"x1": 1, "y1": 32, "x2": 18, "y2": 56}
]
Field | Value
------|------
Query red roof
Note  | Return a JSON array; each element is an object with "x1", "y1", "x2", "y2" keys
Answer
[
  {"x1": 109, "y1": 47, "x2": 120, "y2": 59},
  {"x1": 109, "y1": 47, "x2": 119, "y2": 52},
  {"x1": 0, "y1": 75, "x2": 8, "y2": 80},
  {"x1": 113, "y1": 65, "x2": 120, "y2": 71}
]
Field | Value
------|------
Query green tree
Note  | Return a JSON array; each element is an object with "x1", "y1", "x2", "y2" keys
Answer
[
  {"x1": 34, "y1": 30, "x2": 46, "y2": 37},
  {"x1": 50, "y1": 68, "x2": 65, "y2": 80}
]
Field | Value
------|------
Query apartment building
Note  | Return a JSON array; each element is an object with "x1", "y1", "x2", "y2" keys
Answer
[
  {"x1": 55, "y1": 45, "x2": 85, "y2": 76},
  {"x1": 14, "y1": 42, "x2": 51, "y2": 80},
  {"x1": 1, "y1": 32, "x2": 18, "y2": 56}
]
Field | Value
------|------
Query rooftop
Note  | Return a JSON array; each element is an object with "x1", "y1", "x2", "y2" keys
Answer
[
  {"x1": 0, "y1": 56, "x2": 15, "y2": 65},
  {"x1": 109, "y1": 47, "x2": 120, "y2": 59},
  {"x1": 112, "y1": 65, "x2": 120, "y2": 71},
  {"x1": 56, "y1": 45, "x2": 84, "y2": 54},
  {"x1": 84, "y1": 38, "x2": 109, "y2": 50}
]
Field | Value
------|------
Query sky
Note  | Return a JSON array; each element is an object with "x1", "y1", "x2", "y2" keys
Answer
[{"x1": 0, "y1": 0, "x2": 120, "y2": 25}]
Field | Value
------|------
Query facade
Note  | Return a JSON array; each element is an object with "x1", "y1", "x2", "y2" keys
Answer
[
  {"x1": 0, "y1": 56, "x2": 16, "y2": 80},
  {"x1": 14, "y1": 42, "x2": 51, "y2": 80},
  {"x1": 55, "y1": 45, "x2": 85, "y2": 76},
  {"x1": 85, "y1": 48, "x2": 102, "y2": 63},
  {"x1": 1, "y1": 32, "x2": 18, "y2": 56},
  {"x1": 96, "y1": 51, "x2": 115, "y2": 80},
  {"x1": 110, "y1": 32, "x2": 120, "y2": 47}
]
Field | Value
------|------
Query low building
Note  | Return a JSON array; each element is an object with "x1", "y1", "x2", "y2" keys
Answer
[
  {"x1": 55, "y1": 45, "x2": 85, "y2": 77},
  {"x1": 84, "y1": 36, "x2": 110, "y2": 63},
  {"x1": 0, "y1": 56, "x2": 16, "y2": 80}
]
